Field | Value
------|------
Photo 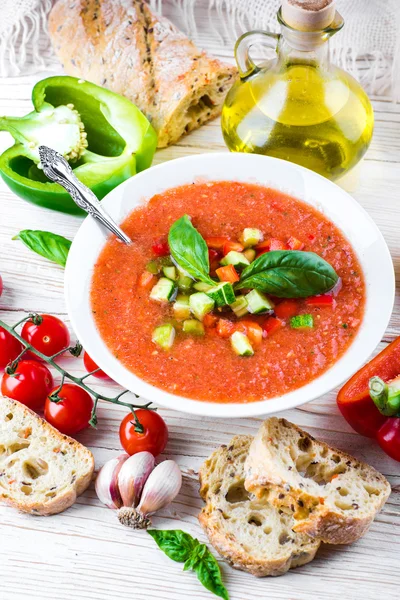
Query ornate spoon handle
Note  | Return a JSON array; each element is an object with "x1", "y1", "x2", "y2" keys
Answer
[{"x1": 38, "y1": 145, "x2": 131, "y2": 245}]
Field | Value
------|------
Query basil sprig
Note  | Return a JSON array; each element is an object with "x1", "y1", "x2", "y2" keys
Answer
[
  {"x1": 236, "y1": 250, "x2": 338, "y2": 297},
  {"x1": 168, "y1": 215, "x2": 214, "y2": 286},
  {"x1": 13, "y1": 230, "x2": 71, "y2": 267},
  {"x1": 148, "y1": 529, "x2": 229, "y2": 600}
]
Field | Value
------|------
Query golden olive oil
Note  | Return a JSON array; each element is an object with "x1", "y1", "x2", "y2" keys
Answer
[{"x1": 222, "y1": 6, "x2": 374, "y2": 180}]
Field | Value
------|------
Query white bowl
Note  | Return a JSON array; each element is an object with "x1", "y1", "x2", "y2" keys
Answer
[{"x1": 65, "y1": 153, "x2": 394, "y2": 418}]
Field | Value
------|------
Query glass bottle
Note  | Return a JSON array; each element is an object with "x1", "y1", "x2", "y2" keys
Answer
[{"x1": 221, "y1": 7, "x2": 374, "y2": 180}]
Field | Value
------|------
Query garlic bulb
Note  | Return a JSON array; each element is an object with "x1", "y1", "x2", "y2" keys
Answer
[
  {"x1": 95, "y1": 452, "x2": 182, "y2": 530},
  {"x1": 118, "y1": 460, "x2": 182, "y2": 529},
  {"x1": 95, "y1": 453, "x2": 128, "y2": 509},
  {"x1": 118, "y1": 452, "x2": 155, "y2": 508}
]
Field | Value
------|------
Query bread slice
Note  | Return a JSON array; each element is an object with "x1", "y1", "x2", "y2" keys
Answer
[
  {"x1": 0, "y1": 397, "x2": 94, "y2": 515},
  {"x1": 245, "y1": 418, "x2": 391, "y2": 545},
  {"x1": 199, "y1": 435, "x2": 320, "y2": 577},
  {"x1": 48, "y1": 0, "x2": 237, "y2": 148}
]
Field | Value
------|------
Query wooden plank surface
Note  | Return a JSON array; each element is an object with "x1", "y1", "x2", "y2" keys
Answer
[{"x1": 1, "y1": 3, "x2": 400, "y2": 600}]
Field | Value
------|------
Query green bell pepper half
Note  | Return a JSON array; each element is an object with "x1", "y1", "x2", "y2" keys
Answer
[{"x1": 0, "y1": 76, "x2": 157, "y2": 215}]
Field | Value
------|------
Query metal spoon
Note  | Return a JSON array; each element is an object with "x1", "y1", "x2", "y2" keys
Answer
[{"x1": 38, "y1": 145, "x2": 132, "y2": 245}]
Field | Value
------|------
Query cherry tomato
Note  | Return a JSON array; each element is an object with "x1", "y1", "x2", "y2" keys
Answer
[
  {"x1": 1, "y1": 359, "x2": 54, "y2": 410},
  {"x1": 377, "y1": 418, "x2": 400, "y2": 462},
  {"x1": 0, "y1": 326, "x2": 23, "y2": 370},
  {"x1": 83, "y1": 351, "x2": 110, "y2": 380},
  {"x1": 44, "y1": 383, "x2": 93, "y2": 436},
  {"x1": 21, "y1": 315, "x2": 70, "y2": 358},
  {"x1": 119, "y1": 409, "x2": 168, "y2": 457}
]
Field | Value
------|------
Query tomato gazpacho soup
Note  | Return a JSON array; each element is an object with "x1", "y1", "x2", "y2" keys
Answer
[{"x1": 91, "y1": 181, "x2": 365, "y2": 403}]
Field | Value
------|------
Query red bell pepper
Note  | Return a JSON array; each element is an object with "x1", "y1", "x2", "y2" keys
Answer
[
  {"x1": 216, "y1": 319, "x2": 235, "y2": 338},
  {"x1": 152, "y1": 239, "x2": 170, "y2": 257},
  {"x1": 205, "y1": 237, "x2": 229, "y2": 250},
  {"x1": 305, "y1": 295, "x2": 334, "y2": 308},
  {"x1": 208, "y1": 248, "x2": 220, "y2": 272},
  {"x1": 263, "y1": 317, "x2": 284, "y2": 336},
  {"x1": 337, "y1": 337, "x2": 400, "y2": 460},
  {"x1": 216, "y1": 264, "x2": 240, "y2": 283},
  {"x1": 222, "y1": 240, "x2": 244, "y2": 256},
  {"x1": 274, "y1": 299, "x2": 298, "y2": 319},
  {"x1": 235, "y1": 320, "x2": 263, "y2": 347}
]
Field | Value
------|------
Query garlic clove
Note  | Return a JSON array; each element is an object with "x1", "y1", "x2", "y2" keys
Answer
[
  {"x1": 118, "y1": 451, "x2": 155, "y2": 508},
  {"x1": 95, "y1": 453, "x2": 129, "y2": 509},
  {"x1": 137, "y1": 460, "x2": 182, "y2": 516}
]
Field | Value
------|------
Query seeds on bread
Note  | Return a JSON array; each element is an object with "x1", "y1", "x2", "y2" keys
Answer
[
  {"x1": 245, "y1": 418, "x2": 391, "y2": 545},
  {"x1": 0, "y1": 397, "x2": 94, "y2": 515},
  {"x1": 199, "y1": 435, "x2": 320, "y2": 577}
]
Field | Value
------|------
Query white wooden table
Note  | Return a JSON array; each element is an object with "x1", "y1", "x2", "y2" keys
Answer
[{"x1": 1, "y1": 8, "x2": 399, "y2": 600}]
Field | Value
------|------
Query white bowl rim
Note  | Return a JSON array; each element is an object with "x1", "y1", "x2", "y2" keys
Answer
[{"x1": 65, "y1": 152, "x2": 395, "y2": 418}]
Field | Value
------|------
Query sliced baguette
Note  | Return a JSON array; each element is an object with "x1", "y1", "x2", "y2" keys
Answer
[
  {"x1": 199, "y1": 435, "x2": 320, "y2": 577},
  {"x1": 245, "y1": 418, "x2": 391, "y2": 545},
  {"x1": 0, "y1": 397, "x2": 94, "y2": 515}
]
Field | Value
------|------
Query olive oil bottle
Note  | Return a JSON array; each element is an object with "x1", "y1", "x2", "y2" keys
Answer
[{"x1": 221, "y1": 1, "x2": 374, "y2": 180}]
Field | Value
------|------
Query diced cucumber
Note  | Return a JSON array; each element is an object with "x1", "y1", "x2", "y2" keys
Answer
[
  {"x1": 158, "y1": 256, "x2": 173, "y2": 267},
  {"x1": 194, "y1": 282, "x2": 213, "y2": 292},
  {"x1": 290, "y1": 314, "x2": 314, "y2": 329},
  {"x1": 150, "y1": 277, "x2": 176, "y2": 302},
  {"x1": 240, "y1": 228, "x2": 264, "y2": 247},
  {"x1": 206, "y1": 282, "x2": 236, "y2": 307},
  {"x1": 173, "y1": 294, "x2": 191, "y2": 320},
  {"x1": 189, "y1": 292, "x2": 215, "y2": 321},
  {"x1": 230, "y1": 296, "x2": 249, "y2": 317},
  {"x1": 220, "y1": 250, "x2": 250, "y2": 268},
  {"x1": 183, "y1": 319, "x2": 205, "y2": 336},
  {"x1": 245, "y1": 290, "x2": 274, "y2": 314},
  {"x1": 163, "y1": 265, "x2": 177, "y2": 280},
  {"x1": 146, "y1": 260, "x2": 160, "y2": 274},
  {"x1": 152, "y1": 324, "x2": 175, "y2": 350},
  {"x1": 230, "y1": 331, "x2": 254, "y2": 356},
  {"x1": 243, "y1": 248, "x2": 256, "y2": 263},
  {"x1": 177, "y1": 270, "x2": 193, "y2": 292}
]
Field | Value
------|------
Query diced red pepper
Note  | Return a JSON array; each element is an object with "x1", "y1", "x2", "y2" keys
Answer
[
  {"x1": 235, "y1": 320, "x2": 263, "y2": 347},
  {"x1": 216, "y1": 264, "x2": 240, "y2": 283},
  {"x1": 269, "y1": 239, "x2": 288, "y2": 251},
  {"x1": 208, "y1": 248, "x2": 220, "y2": 272},
  {"x1": 205, "y1": 237, "x2": 229, "y2": 250},
  {"x1": 203, "y1": 313, "x2": 218, "y2": 328},
  {"x1": 222, "y1": 240, "x2": 244, "y2": 256},
  {"x1": 287, "y1": 236, "x2": 305, "y2": 251},
  {"x1": 216, "y1": 319, "x2": 235, "y2": 338},
  {"x1": 138, "y1": 271, "x2": 156, "y2": 288},
  {"x1": 308, "y1": 234, "x2": 316, "y2": 242},
  {"x1": 263, "y1": 317, "x2": 284, "y2": 336},
  {"x1": 152, "y1": 239, "x2": 170, "y2": 257},
  {"x1": 274, "y1": 299, "x2": 298, "y2": 319},
  {"x1": 255, "y1": 240, "x2": 271, "y2": 251},
  {"x1": 306, "y1": 295, "x2": 334, "y2": 308}
]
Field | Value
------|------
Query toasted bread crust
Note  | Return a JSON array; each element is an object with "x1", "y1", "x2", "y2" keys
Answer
[
  {"x1": 0, "y1": 398, "x2": 94, "y2": 516},
  {"x1": 48, "y1": 0, "x2": 237, "y2": 147}
]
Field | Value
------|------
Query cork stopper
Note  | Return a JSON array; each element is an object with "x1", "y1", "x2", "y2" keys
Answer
[{"x1": 281, "y1": 0, "x2": 336, "y2": 32}]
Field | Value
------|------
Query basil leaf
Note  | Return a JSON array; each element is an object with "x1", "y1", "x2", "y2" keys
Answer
[
  {"x1": 13, "y1": 230, "x2": 71, "y2": 267},
  {"x1": 193, "y1": 545, "x2": 229, "y2": 600},
  {"x1": 168, "y1": 215, "x2": 214, "y2": 285},
  {"x1": 236, "y1": 250, "x2": 338, "y2": 297},
  {"x1": 147, "y1": 529, "x2": 198, "y2": 562},
  {"x1": 148, "y1": 530, "x2": 229, "y2": 599}
]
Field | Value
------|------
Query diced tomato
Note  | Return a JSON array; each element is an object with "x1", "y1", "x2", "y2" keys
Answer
[
  {"x1": 263, "y1": 317, "x2": 284, "y2": 336},
  {"x1": 287, "y1": 237, "x2": 305, "y2": 251},
  {"x1": 269, "y1": 239, "x2": 288, "y2": 251},
  {"x1": 216, "y1": 319, "x2": 235, "y2": 338},
  {"x1": 152, "y1": 239, "x2": 170, "y2": 257},
  {"x1": 236, "y1": 320, "x2": 263, "y2": 347},
  {"x1": 203, "y1": 313, "x2": 218, "y2": 328},
  {"x1": 222, "y1": 241, "x2": 244, "y2": 256},
  {"x1": 208, "y1": 248, "x2": 219, "y2": 262},
  {"x1": 216, "y1": 264, "x2": 240, "y2": 283},
  {"x1": 138, "y1": 271, "x2": 156, "y2": 288},
  {"x1": 205, "y1": 237, "x2": 229, "y2": 250},
  {"x1": 274, "y1": 299, "x2": 298, "y2": 319},
  {"x1": 306, "y1": 295, "x2": 334, "y2": 308}
]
